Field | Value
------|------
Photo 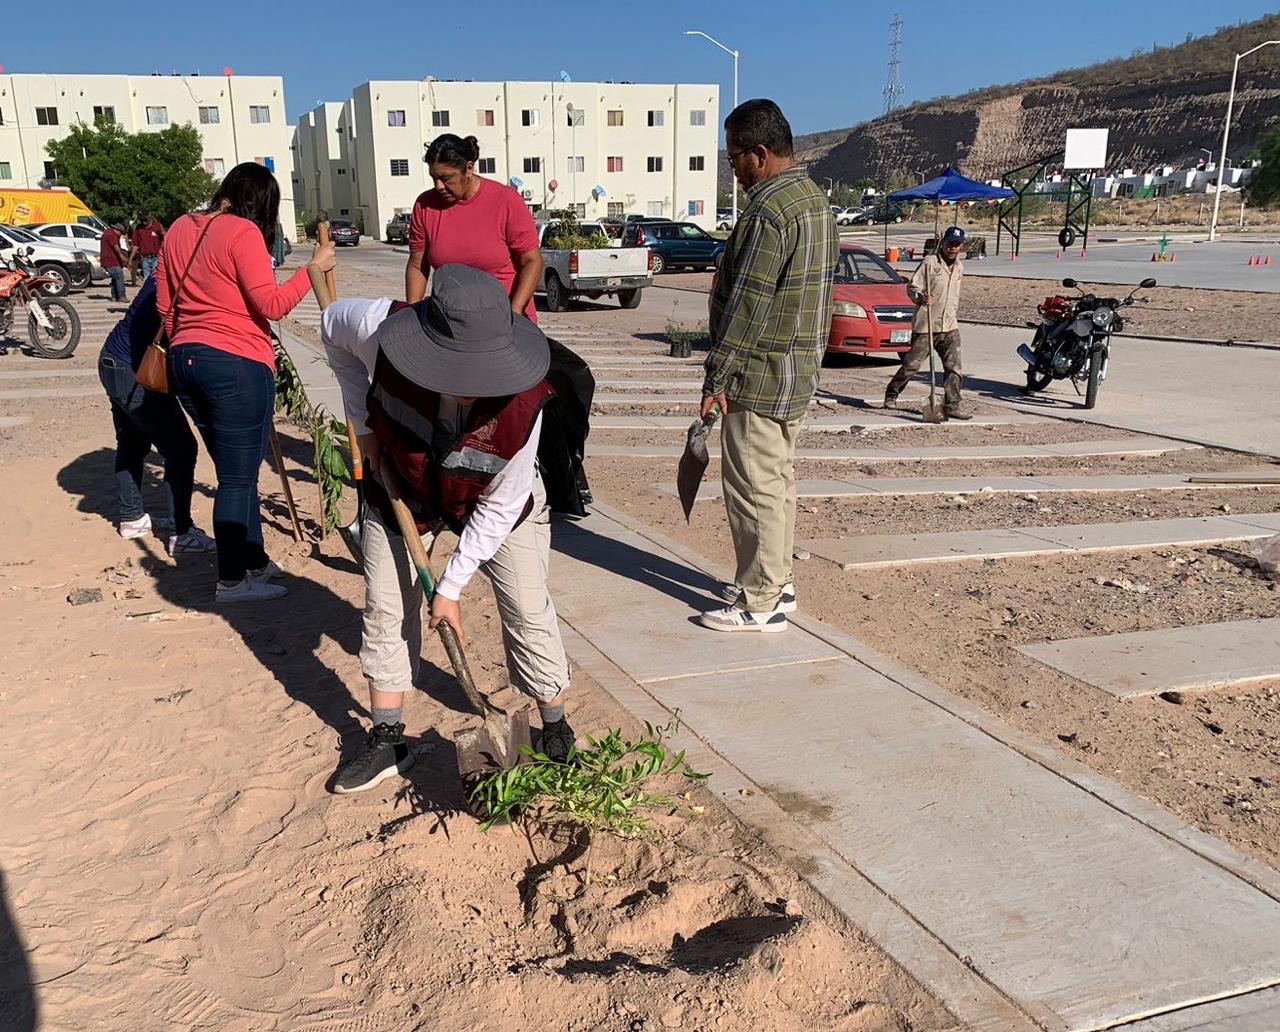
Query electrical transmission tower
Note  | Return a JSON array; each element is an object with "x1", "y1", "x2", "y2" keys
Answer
[{"x1": 883, "y1": 14, "x2": 905, "y2": 115}]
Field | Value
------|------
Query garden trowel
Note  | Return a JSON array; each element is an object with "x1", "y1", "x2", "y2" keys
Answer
[{"x1": 677, "y1": 411, "x2": 718, "y2": 521}]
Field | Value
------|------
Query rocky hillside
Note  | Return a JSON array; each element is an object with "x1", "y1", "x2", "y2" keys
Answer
[{"x1": 802, "y1": 15, "x2": 1280, "y2": 186}]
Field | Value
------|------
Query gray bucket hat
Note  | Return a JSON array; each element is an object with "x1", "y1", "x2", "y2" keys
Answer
[{"x1": 377, "y1": 264, "x2": 550, "y2": 397}]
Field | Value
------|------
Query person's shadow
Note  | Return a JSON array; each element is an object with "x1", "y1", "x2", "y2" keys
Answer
[
  {"x1": 56, "y1": 445, "x2": 476, "y2": 815},
  {"x1": 0, "y1": 866, "x2": 37, "y2": 1032}
]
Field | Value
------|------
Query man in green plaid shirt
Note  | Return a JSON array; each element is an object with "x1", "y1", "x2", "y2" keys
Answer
[{"x1": 699, "y1": 99, "x2": 838, "y2": 634}]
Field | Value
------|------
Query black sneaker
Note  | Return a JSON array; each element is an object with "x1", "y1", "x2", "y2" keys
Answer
[
  {"x1": 539, "y1": 717, "x2": 577, "y2": 764},
  {"x1": 332, "y1": 722, "x2": 415, "y2": 794}
]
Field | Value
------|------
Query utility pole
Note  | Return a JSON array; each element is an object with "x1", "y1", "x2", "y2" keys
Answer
[
  {"x1": 883, "y1": 15, "x2": 905, "y2": 116},
  {"x1": 1209, "y1": 39, "x2": 1279, "y2": 241}
]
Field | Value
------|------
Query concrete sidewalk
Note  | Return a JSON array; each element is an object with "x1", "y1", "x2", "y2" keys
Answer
[{"x1": 550, "y1": 503, "x2": 1280, "y2": 1031}]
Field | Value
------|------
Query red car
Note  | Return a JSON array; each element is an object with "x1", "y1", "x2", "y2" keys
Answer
[{"x1": 826, "y1": 244, "x2": 916, "y2": 359}]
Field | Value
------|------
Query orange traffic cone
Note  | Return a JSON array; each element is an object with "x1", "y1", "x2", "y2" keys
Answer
[
  {"x1": 1080, "y1": 248, "x2": 1087, "y2": 259},
  {"x1": 1151, "y1": 252, "x2": 1158, "y2": 262},
  {"x1": 1170, "y1": 253, "x2": 1177, "y2": 262},
  {"x1": 1055, "y1": 250, "x2": 1062, "y2": 259},
  {"x1": 1266, "y1": 255, "x2": 1273, "y2": 266},
  {"x1": 1248, "y1": 256, "x2": 1256, "y2": 266}
]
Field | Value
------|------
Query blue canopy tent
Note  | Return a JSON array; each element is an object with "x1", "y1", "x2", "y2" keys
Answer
[{"x1": 887, "y1": 167, "x2": 1015, "y2": 253}]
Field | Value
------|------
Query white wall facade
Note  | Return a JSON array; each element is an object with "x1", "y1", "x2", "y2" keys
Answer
[
  {"x1": 344, "y1": 79, "x2": 719, "y2": 239},
  {"x1": 0, "y1": 73, "x2": 297, "y2": 239},
  {"x1": 293, "y1": 101, "x2": 356, "y2": 223}
]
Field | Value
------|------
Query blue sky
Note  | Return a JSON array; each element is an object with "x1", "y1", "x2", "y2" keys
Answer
[{"x1": 32, "y1": 2, "x2": 1280, "y2": 135}]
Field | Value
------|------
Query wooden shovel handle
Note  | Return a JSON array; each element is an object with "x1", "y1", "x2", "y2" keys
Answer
[
  {"x1": 346, "y1": 419, "x2": 363, "y2": 483},
  {"x1": 379, "y1": 463, "x2": 490, "y2": 717},
  {"x1": 316, "y1": 221, "x2": 337, "y2": 302}
]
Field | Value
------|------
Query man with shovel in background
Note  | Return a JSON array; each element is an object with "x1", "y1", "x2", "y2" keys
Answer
[
  {"x1": 884, "y1": 225, "x2": 973, "y2": 419},
  {"x1": 321, "y1": 265, "x2": 574, "y2": 794},
  {"x1": 696, "y1": 99, "x2": 838, "y2": 633}
]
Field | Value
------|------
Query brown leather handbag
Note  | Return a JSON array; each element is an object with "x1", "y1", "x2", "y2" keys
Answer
[{"x1": 135, "y1": 213, "x2": 220, "y2": 393}]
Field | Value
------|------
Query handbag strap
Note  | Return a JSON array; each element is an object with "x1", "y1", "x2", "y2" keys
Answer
[{"x1": 153, "y1": 212, "x2": 222, "y2": 346}]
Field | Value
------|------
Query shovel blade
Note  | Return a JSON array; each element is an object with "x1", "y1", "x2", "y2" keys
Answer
[
  {"x1": 337, "y1": 517, "x2": 364, "y2": 566},
  {"x1": 921, "y1": 398, "x2": 947, "y2": 424},
  {"x1": 677, "y1": 415, "x2": 716, "y2": 521},
  {"x1": 454, "y1": 706, "x2": 533, "y2": 779}
]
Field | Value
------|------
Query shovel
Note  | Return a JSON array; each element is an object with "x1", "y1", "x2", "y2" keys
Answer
[
  {"x1": 336, "y1": 419, "x2": 366, "y2": 566},
  {"x1": 677, "y1": 411, "x2": 718, "y2": 521},
  {"x1": 921, "y1": 299, "x2": 946, "y2": 424},
  {"x1": 379, "y1": 464, "x2": 533, "y2": 783}
]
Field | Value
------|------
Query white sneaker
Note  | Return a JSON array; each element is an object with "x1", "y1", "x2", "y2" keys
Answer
[
  {"x1": 216, "y1": 577, "x2": 288, "y2": 604},
  {"x1": 717, "y1": 582, "x2": 797, "y2": 613},
  {"x1": 697, "y1": 604, "x2": 789, "y2": 633},
  {"x1": 119, "y1": 514, "x2": 152, "y2": 540},
  {"x1": 168, "y1": 527, "x2": 217, "y2": 555},
  {"x1": 248, "y1": 560, "x2": 284, "y2": 581}
]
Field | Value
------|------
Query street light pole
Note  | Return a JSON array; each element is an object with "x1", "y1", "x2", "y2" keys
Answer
[
  {"x1": 1209, "y1": 39, "x2": 1278, "y2": 242},
  {"x1": 684, "y1": 29, "x2": 739, "y2": 223}
]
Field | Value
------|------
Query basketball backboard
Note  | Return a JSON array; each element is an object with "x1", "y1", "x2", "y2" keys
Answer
[{"x1": 1064, "y1": 128, "x2": 1109, "y2": 170}]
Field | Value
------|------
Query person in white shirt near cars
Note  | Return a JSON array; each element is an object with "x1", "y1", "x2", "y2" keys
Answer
[{"x1": 320, "y1": 264, "x2": 574, "y2": 794}]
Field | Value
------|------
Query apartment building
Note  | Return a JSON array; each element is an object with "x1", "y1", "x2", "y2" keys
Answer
[
  {"x1": 329, "y1": 79, "x2": 718, "y2": 237},
  {"x1": 293, "y1": 101, "x2": 357, "y2": 222},
  {"x1": 0, "y1": 72, "x2": 297, "y2": 238}
]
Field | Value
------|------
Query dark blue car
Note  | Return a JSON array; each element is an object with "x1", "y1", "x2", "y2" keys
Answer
[{"x1": 621, "y1": 220, "x2": 725, "y2": 274}]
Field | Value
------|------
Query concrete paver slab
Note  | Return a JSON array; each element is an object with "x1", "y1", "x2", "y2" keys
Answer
[
  {"x1": 0, "y1": 387, "x2": 100, "y2": 400},
  {"x1": 0, "y1": 368, "x2": 99, "y2": 380},
  {"x1": 590, "y1": 413, "x2": 1041, "y2": 431},
  {"x1": 550, "y1": 518, "x2": 840, "y2": 683},
  {"x1": 658, "y1": 479, "x2": 880, "y2": 502},
  {"x1": 587, "y1": 439, "x2": 1200, "y2": 463},
  {"x1": 1022, "y1": 515, "x2": 1257, "y2": 551},
  {"x1": 550, "y1": 508, "x2": 1280, "y2": 1031},
  {"x1": 1115, "y1": 987, "x2": 1280, "y2": 1031},
  {"x1": 1035, "y1": 438, "x2": 1201, "y2": 457},
  {"x1": 1017, "y1": 618, "x2": 1280, "y2": 698},
  {"x1": 1227, "y1": 511, "x2": 1280, "y2": 532}
]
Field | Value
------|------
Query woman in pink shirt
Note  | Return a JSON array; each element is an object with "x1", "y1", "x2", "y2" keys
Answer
[
  {"x1": 404, "y1": 135, "x2": 543, "y2": 320},
  {"x1": 156, "y1": 162, "x2": 336, "y2": 604}
]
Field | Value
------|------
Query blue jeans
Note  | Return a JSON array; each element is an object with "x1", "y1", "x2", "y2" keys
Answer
[
  {"x1": 141, "y1": 256, "x2": 159, "y2": 280},
  {"x1": 106, "y1": 267, "x2": 127, "y2": 301},
  {"x1": 97, "y1": 349, "x2": 197, "y2": 531},
  {"x1": 170, "y1": 343, "x2": 275, "y2": 581}
]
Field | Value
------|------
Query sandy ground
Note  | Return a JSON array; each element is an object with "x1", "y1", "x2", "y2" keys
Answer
[
  {"x1": 585, "y1": 451, "x2": 1280, "y2": 872},
  {"x1": 0, "y1": 369, "x2": 951, "y2": 1031}
]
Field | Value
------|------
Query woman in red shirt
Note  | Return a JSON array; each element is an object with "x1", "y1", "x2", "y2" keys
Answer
[
  {"x1": 157, "y1": 162, "x2": 336, "y2": 604},
  {"x1": 404, "y1": 135, "x2": 543, "y2": 319}
]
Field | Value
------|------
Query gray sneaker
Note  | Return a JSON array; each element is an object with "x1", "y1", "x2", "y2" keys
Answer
[
  {"x1": 697, "y1": 603, "x2": 788, "y2": 633},
  {"x1": 718, "y1": 582, "x2": 797, "y2": 613}
]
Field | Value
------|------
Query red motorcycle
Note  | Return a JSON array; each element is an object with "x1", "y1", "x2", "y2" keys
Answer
[{"x1": 0, "y1": 245, "x2": 81, "y2": 359}]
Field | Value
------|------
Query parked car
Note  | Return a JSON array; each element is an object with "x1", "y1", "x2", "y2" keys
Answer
[
  {"x1": 27, "y1": 223, "x2": 109, "y2": 284},
  {"x1": 620, "y1": 220, "x2": 725, "y2": 275},
  {"x1": 851, "y1": 203, "x2": 907, "y2": 225},
  {"x1": 825, "y1": 244, "x2": 916, "y2": 361},
  {"x1": 716, "y1": 208, "x2": 736, "y2": 231},
  {"x1": 835, "y1": 206, "x2": 865, "y2": 226},
  {"x1": 328, "y1": 219, "x2": 361, "y2": 246},
  {"x1": 538, "y1": 220, "x2": 653, "y2": 311},
  {"x1": 384, "y1": 212, "x2": 410, "y2": 244},
  {"x1": 0, "y1": 224, "x2": 92, "y2": 296},
  {"x1": 597, "y1": 216, "x2": 627, "y2": 239}
]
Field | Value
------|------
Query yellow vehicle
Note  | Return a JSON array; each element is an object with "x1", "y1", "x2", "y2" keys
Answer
[{"x1": 0, "y1": 188, "x2": 102, "y2": 229}]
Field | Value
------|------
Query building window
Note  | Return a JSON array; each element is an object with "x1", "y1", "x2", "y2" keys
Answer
[
  {"x1": 204, "y1": 158, "x2": 226, "y2": 177},
  {"x1": 607, "y1": 156, "x2": 624, "y2": 173},
  {"x1": 478, "y1": 157, "x2": 496, "y2": 174},
  {"x1": 647, "y1": 156, "x2": 663, "y2": 173},
  {"x1": 93, "y1": 105, "x2": 116, "y2": 124},
  {"x1": 607, "y1": 201, "x2": 624, "y2": 217},
  {"x1": 646, "y1": 201, "x2": 664, "y2": 217},
  {"x1": 688, "y1": 200, "x2": 705, "y2": 216},
  {"x1": 390, "y1": 158, "x2": 410, "y2": 176},
  {"x1": 477, "y1": 109, "x2": 494, "y2": 127},
  {"x1": 340, "y1": 208, "x2": 350, "y2": 216},
  {"x1": 146, "y1": 106, "x2": 168, "y2": 126},
  {"x1": 35, "y1": 106, "x2": 58, "y2": 126},
  {"x1": 387, "y1": 109, "x2": 406, "y2": 127},
  {"x1": 249, "y1": 105, "x2": 271, "y2": 124},
  {"x1": 689, "y1": 156, "x2": 705, "y2": 171},
  {"x1": 647, "y1": 110, "x2": 665, "y2": 127},
  {"x1": 566, "y1": 108, "x2": 584, "y2": 127},
  {"x1": 573, "y1": 203, "x2": 586, "y2": 218},
  {"x1": 431, "y1": 110, "x2": 450, "y2": 127},
  {"x1": 198, "y1": 106, "x2": 219, "y2": 124},
  {"x1": 607, "y1": 109, "x2": 623, "y2": 127},
  {"x1": 523, "y1": 157, "x2": 542, "y2": 174},
  {"x1": 337, "y1": 168, "x2": 347, "y2": 175},
  {"x1": 690, "y1": 109, "x2": 706, "y2": 126},
  {"x1": 521, "y1": 109, "x2": 539, "y2": 127},
  {"x1": 567, "y1": 155, "x2": 585, "y2": 173},
  {"x1": 43, "y1": 161, "x2": 57, "y2": 180},
  {"x1": 0, "y1": 162, "x2": 11, "y2": 180}
]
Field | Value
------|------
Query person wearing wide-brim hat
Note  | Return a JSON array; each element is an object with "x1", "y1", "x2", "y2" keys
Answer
[{"x1": 321, "y1": 264, "x2": 575, "y2": 794}]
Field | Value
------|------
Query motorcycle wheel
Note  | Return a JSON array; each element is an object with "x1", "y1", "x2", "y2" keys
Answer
[
  {"x1": 28, "y1": 297, "x2": 81, "y2": 359},
  {"x1": 1024, "y1": 368, "x2": 1053, "y2": 393},
  {"x1": 1084, "y1": 348, "x2": 1103, "y2": 409}
]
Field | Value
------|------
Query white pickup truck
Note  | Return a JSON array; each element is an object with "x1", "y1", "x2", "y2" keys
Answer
[{"x1": 538, "y1": 221, "x2": 653, "y2": 311}]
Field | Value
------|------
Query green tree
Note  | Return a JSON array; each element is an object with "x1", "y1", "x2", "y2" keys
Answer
[
  {"x1": 45, "y1": 121, "x2": 217, "y2": 226},
  {"x1": 1246, "y1": 127, "x2": 1280, "y2": 208}
]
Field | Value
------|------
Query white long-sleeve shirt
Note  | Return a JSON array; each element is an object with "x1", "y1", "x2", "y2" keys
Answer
[{"x1": 320, "y1": 297, "x2": 541, "y2": 601}]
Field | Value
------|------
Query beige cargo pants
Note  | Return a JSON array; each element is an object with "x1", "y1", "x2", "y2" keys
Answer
[
  {"x1": 359, "y1": 473, "x2": 570, "y2": 703},
  {"x1": 721, "y1": 405, "x2": 802, "y2": 612}
]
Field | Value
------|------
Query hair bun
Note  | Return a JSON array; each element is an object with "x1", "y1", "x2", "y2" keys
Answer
[{"x1": 464, "y1": 136, "x2": 481, "y2": 161}]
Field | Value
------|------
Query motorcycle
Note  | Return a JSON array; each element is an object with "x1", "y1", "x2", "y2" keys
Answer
[
  {"x1": 0, "y1": 245, "x2": 81, "y2": 359},
  {"x1": 1017, "y1": 276, "x2": 1156, "y2": 409}
]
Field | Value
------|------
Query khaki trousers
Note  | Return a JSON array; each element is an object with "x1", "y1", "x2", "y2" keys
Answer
[
  {"x1": 359, "y1": 474, "x2": 570, "y2": 703},
  {"x1": 720, "y1": 405, "x2": 802, "y2": 612},
  {"x1": 885, "y1": 329, "x2": 963, "y2": 411}
]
